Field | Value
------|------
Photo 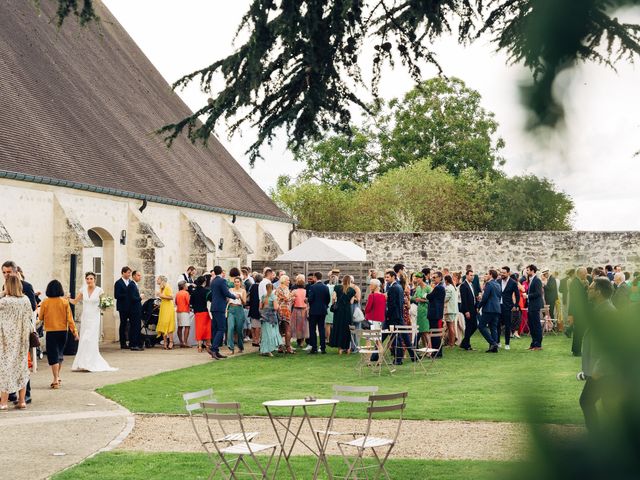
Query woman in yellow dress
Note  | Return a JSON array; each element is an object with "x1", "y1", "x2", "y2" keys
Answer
[{"x1": 155, "y1": 275, "x2": 175, "y2": 350}]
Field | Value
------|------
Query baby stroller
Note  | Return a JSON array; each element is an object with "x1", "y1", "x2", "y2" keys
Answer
[{"x1": 141, "y1": 298, "x2": 162, "y2": 348}]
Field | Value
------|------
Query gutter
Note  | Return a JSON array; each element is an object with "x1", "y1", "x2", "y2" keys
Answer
[{"x1": 0, "y1": 170, "x2": 294, "y2": 225}]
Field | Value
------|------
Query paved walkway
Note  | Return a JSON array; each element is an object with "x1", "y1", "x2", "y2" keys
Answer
[{"x1": 1, "y1": 343, "x2": 213, "y2": 479}]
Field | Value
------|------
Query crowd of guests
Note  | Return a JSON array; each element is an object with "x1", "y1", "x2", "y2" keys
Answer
[{"x1": 1, "y1": 255, "x2": 636, "y2": 416}]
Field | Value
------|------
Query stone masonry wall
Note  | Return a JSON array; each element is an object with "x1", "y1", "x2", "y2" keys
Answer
[{"x1": 293, "y1": 230, "x2": 640, "y2": 275}]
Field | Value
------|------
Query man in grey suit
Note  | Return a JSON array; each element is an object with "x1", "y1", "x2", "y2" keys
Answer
[{"x1": 477, "y1": 269, "x2": 501, "y2": 353}]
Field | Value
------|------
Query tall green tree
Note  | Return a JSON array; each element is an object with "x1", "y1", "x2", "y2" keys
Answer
[
  {"x1": 297, "y1": 77, "x2": 505, "y2": 188},
  {"x1": 49, "y1": 0, "x2": 640, "y2": 164}
]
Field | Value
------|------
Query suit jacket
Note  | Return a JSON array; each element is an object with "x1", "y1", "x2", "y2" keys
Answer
[
  {"x1": 499, "y1": 277, "x2": 520, "y2": 311},
  {"x1": 559, "y1": 276, "x2": 570, "y2": 305},
  {"x1": 478, "y1": 280, "x2": 501, "y2": 314},
  {"x1": 209, "y1": 276, "x2": 236, "y2": 313},
  {"x1": 114, "y1": 278, "x2": 132, "y2": 312},
  {"x1": 129, "y1": 281, "x2": 142, "y2": 315},
  {"x1": 612, "y1": 282, "x2": 630, "y2": 309},
  {"x1": 426, "y1": 282, "x2": 445, "y2": 320},
  {"x1": 21, "y1": 280, "x2": 36, "y2": 311},
  {"x1": 385, "y1": 282, "x2": 404, "y2": 321},
  {"x1": 568, "y1": 278, "x2": 588, "y2": 318},
  {"x1": 527, "y1": 276, "x2": 544, "y2": 311},
  {"x1": 544, "y1": 275, "x2": 559, "y2": 305},
  {"x1": 307, "y1": 282, "x2": 330, "y2": 316},
  {"x1": 459, "y1": 281, "x2": 476, "y2": 316},
  {"x1": 472, "y1": 275, "x2": 481, "y2": 297}
]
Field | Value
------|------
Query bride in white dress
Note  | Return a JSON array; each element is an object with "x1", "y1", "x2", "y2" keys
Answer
[{"x1": 70, "y1": 272, "x2": 117, "y2": 372}]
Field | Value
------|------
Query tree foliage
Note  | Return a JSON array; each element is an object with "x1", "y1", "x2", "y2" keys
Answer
[
  {"x1": 49, "y1": 0, "x2": 640, "y2": 163},
  {"x1": 297, "y1": 77, "x2": 505, "y2": 188},
  {"x1": 273, "y1": 159, "x2": 573, "y2": 231}
]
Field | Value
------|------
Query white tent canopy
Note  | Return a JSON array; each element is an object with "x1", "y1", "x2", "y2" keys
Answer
[{"x1": 275, "y1": 237, "x2": 367, "y2": 262}]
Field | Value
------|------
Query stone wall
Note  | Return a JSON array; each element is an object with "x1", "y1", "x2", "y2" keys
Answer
[{"x1": 293, "y1": 230, "x2": 640, "y2": 275}]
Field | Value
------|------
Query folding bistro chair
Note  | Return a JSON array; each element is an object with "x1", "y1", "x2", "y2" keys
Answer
[
  {"x1": 388, "y1": 324, "x2": 417, "y2": 365},
  {"x1": 336, "y1": 392, "x2": 408, "y2": 480},
  {"x1": 315, "y1": 385, "x2": 380, "y2": 444},
  {"x1": 357, "y1": 330, "x2": 388, "y2": 375},
  {"x1": 413, "y1": 328, "x2": 444, "y2": 373},
  {"x1": 183, "y1": 389, "x2": 260, "y2": 479},
  {"x1": 201, "y1": 401, "x2": 277, "y2": 480}
]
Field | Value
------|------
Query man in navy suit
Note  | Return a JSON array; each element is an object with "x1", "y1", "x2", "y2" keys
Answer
[
  {"x1": 307, "y1": 271, "x2": 330, "y2": 354},
  {"x1": 497, "y1": 266, "x2": 520, "y2": 350},
  {"x1": 478, "y1": 269, "x2": 501, "y2": 353},
  {"x1": 459, "y1": 269, "x2": 477, "y2": 351},
  {"x1": 385, "y1": 270, "x2": 415, "y2": 365},
  {"x1": 114, "y1": 266, "x2": 133, "y2": 349},
  {"x1": 526, "y1": 264, "x2": 544, "y2": 350},
  {"x1": 128, "y1": 270, "x2": 144, "y2": 350},
  {"x1": 208, "y1": 265, "x2": 237, "y2": 360},
  {"x1": 426, "y1": 271, "x2": 446, "y2": 357}
]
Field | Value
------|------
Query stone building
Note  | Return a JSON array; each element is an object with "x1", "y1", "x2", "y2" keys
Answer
[{"x1": 0, "y1": 1, "x2": 292, "y2": 340}]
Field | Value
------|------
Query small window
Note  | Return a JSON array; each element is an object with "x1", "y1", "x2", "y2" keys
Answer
[{"x1": 93, "y1": 257, "x2": 102, "y2": 287}]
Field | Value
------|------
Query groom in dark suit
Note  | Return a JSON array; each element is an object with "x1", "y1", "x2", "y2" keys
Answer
[
  {"x1": 426, "y1": 271, "x2": 446, "y2": 358},
  {"x1": 526, "y1": 264, "x2": 544, "y2": 350},
  {"x1": 208, "y1": 265, "x2": 237, "y2": 360},
  {"x1": 478, "y1": 269, "x2": 501, "y2": 353},
  {"x1": 114, "y1": 266, "x2": 133, "y2": 349},
  {"x1": 307, "y1": 272, "x2": 330, "y2": 354},
  {"x1": 459, "y1": 269, "x2": 477, "y2": 351},
  {"x1": 497, "y1": 266, "x2": 520, "y2": 350},
  {"x1": 128, "y1": 270, "x2": 144, "y2": 350}
]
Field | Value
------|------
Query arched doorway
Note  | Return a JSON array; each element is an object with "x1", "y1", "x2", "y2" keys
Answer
[{"x1": 83, "y1": 228, "x2": 116, "y2": 341}]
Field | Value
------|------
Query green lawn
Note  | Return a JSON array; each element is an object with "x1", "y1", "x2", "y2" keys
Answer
[
  {"x1": 53, "y1": 452, "x2": 515, "y2": 480},
  {"x1": 98, "y1": 334, "x2": 583, "y2": 424}
]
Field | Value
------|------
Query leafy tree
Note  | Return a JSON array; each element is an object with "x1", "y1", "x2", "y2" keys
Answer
[
  {"x1": 488, "y1": 174, "x2": 574, "y2": 230},
  {"x1": 272, "y1": 159, "x2": 573, "y2": 231},
  {"x1": 297, "y1": 77, "x2": 505, "y2": 187},
  {"x1": 49, "y1": 0, "x2": 640, "y2": 164},
  {"x1": 150, "y1": 1, "x2": 640, "y2": 161}
]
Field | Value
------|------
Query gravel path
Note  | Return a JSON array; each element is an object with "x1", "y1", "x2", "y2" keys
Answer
[{"x1": 120, "y1": 414, "x2": 583, "y2": 460}]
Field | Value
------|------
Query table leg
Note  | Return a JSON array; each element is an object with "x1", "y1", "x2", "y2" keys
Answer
[
  {"x1": 304, "y1": 404, "x2": 337, "y2": 480},
  {"x1": 266, "y1": 406, "x2": 297, "y2": 480}
]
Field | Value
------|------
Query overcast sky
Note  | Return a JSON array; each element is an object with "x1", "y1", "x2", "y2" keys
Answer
[{"x1": 103, "y1": 0, "x2": 640, "y2": 231}]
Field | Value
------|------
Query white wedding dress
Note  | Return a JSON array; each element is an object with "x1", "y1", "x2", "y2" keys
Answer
[{"x1": 72, "y1": 286, "x2": 118, "y2": 372}]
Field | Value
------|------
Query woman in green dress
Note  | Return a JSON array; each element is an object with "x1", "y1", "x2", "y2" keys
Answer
[{"x1": 412, "y1": 273, "x2": 432, "y2": 348}]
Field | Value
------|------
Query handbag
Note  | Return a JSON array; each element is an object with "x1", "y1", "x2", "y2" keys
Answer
[
  {"x1": 330, "y1": 302, "x2": 337, "y2": 313},
  {"x1": 29, "y1": 331, "x2": 40, "y2": 348},
  {"x1": 353, "y1": 306, "x2": 365, "y2": 323}
]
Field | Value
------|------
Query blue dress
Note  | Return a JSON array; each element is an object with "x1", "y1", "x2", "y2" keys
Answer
[{"x1": 260, "y1": 294, "x2": 282, "y2": 354}]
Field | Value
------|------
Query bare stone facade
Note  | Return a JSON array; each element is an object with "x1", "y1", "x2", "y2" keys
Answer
[{"x1": 293, "y1": 230, "x2": 640, "y2": 275}]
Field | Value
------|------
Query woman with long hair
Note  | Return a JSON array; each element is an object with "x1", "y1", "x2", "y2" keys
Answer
[
  {"x1": 259, "y1": 283, "x2": 281, "y2": 357},
  {"x1": 155, "y1": 276, "x2": 175, "y2": 349},
  {"x1": 0, "y1": 275, "x2": 33, "y2": 409},
  {"x1": 275, "y1": 275, "x2": 294, "y2": 353},
  {"x1": 329, "y1": 275, "x2": 355, "y2": 354},
  {"x1": 248, "y1": 274, "x2": 263, "y2": 347},
  {"x1": 290, "y1": 274, "x2": 309, "y2": 349},
  {"x1": 39, "y1": 280, "x2": 78, "y2": 389},
  {"x1": 69, "y1": 272, "x2": 117, "y2": 372},
  {"x1": 325, "y1": 275, "x2": 339, "y2": 340},
  {"x1": 227, "y1": 277, "x2": 247, "y2": 354}
]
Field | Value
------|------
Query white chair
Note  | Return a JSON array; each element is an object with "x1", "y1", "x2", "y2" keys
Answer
[
  {"x1": 357, "y1": 330, "x2": 389, "y2": 375},
  {"x1": 201, "y1": 401, "x2": 277, "y2": 480},
  {"x1": 413, "y1": 328, "x2": 444, "y2": 373},
  {"x1": 315, "y1": 385, "x2": 379, "y2": 443},
  {"x1": 336, "y1": 391, "x2": 408, "y2": 480},
  {"x1": 183, "y1": 389, "x2": 260, "y2": 478}
]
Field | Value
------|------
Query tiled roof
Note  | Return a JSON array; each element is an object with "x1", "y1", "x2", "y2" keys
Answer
[{"x1": 0, "y1": 0, "x2": 290, "y2": 222}]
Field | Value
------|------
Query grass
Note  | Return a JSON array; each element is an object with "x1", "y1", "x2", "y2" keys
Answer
[
  {"x1": 98, "y1": 334, "x2": 583, "y2": 424},
  {"x1": 52, "y1": 452, "x2": 516, "y2": 480}
]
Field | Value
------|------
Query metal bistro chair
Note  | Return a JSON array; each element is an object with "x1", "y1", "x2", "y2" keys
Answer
[
  {"x1": 357, "y1": 330, "x2": 389, "y2": 375},
  {"x1": 201, "y1": 401, "x2": 277, "y2": 480},
  {"x1": 388, "y1": 324, "x2": 418, "y2": 366},
  {"x1": 183, "y1": 389, "x2": 260, "y2": 478},
  {"x1": 413, "y1": 328, "x2": 444, "y2": 373},
  {"x1": 315, "y1": 385, "x2": 380, "y2": 444},
  {"x1": 336, "y1": 392, "x2": 408, "y2": 480}
]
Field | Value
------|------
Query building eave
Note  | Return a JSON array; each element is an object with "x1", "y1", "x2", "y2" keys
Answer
[{"x1": 0, "y1": 170, "x2": 294, "y2": 225}]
